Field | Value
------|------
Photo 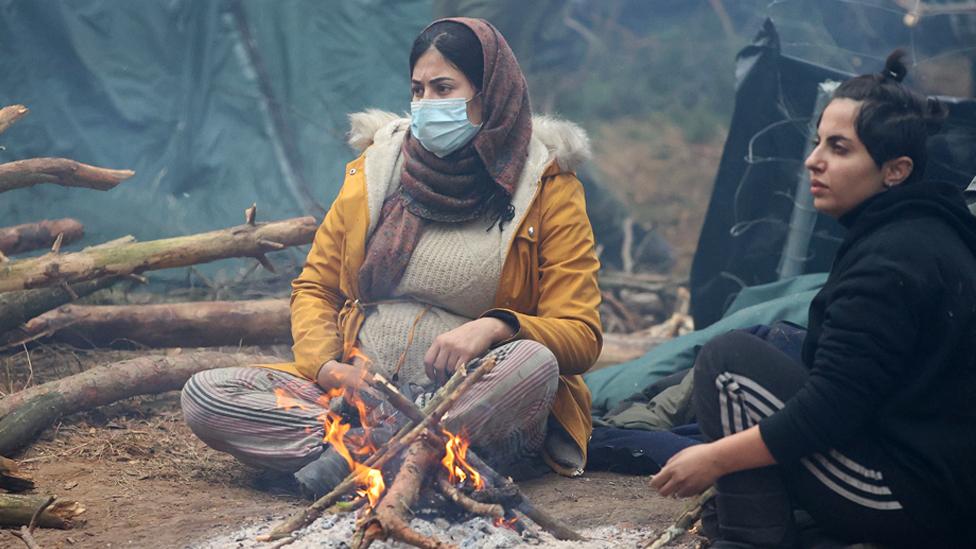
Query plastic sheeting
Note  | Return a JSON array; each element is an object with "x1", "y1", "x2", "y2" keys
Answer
[
  {"x1": 689, "y1": 19, "x2": 976, "y2": 327},
  {"x1": 0, "y1": 0, "x2": 431, "y2": 248}
]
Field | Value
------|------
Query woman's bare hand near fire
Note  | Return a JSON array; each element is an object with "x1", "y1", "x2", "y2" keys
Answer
[
  {"x1": 316, "y1": 359, "x2": 371, "y2": 393},
  {"x1": 424, "y1": 317, "x2": 514, "y2": 385}
]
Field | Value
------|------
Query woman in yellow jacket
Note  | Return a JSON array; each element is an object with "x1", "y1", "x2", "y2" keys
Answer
[{"x1": 181, "y1": 17, "x2": 602, "y2": 498}]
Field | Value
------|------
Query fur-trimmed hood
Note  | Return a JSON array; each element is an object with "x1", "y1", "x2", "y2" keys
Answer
[{"x1": 346, "y1": 109, "x2": 591, "y2": 172}]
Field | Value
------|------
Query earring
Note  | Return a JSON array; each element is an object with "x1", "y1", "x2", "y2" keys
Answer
[{"x1": 882, "y1": 181, "x2": 894, "y2": 189}]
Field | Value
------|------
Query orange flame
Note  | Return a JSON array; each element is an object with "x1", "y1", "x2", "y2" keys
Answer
[
  {"x1": 321, "y1": 411, "x2": 386, "y2": 508},
  {"x1": 493, "y1": 517, "x2": 518, "y2": 530},
  {"x1": 347, "y1": 346, "x2": 371, "y2": 367},
  {"x1": 274, "y1": 352, "x2": 386, "y2": 508},
  {"x1": 441, "y1": 429, "x2": 484, "y2": 490}
]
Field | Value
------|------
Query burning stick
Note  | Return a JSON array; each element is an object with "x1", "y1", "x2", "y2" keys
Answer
[
  {"x1": 435, "y1": 476, "x2": 503, "y2": 519},
  {"x1": 258, "y1": 356, "x2": 497, "y2": 542},
  {"x1": 356, "y1": 439, "x2": 457, "y2": 549},
  {"x1": 357, "y1": 368, "x2": 586, "y2": 542}
]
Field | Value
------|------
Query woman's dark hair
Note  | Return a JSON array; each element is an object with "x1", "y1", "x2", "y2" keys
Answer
[
  {"x1": 410, "y1": 20, "x2": 515, "y2": 230},
  {"x1": 831, "y1": 49, "x2": 947, "y2": 184},
  {"x1": 409, "y1": 21, "x2": 484, "y2": 91}
]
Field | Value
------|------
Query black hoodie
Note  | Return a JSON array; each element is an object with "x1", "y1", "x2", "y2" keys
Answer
[{"x1": 759, "y1": 182, "x2": 976, "y2": 540}]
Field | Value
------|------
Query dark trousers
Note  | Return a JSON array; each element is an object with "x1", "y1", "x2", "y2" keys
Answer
[{"x1": 694, "y1": 330, "x2": 930, "y2": 548}]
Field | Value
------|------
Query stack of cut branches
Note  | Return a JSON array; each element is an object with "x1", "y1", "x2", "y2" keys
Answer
[{"x1": 257, "y1": 356, "x2": 585, "y2": 549}]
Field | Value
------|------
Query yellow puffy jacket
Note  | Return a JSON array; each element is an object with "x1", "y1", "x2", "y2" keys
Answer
[{"x1": 263, "y1": 112, "x2": 602, "y2": 476}]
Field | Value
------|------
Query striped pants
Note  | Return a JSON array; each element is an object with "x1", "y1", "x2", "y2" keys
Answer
[
  {"x1": 694, "y1": 330, "x2": 928, "y2": 547},
  {"x1": 180, "y1": 340, "x2": 558, "y2": 476}
]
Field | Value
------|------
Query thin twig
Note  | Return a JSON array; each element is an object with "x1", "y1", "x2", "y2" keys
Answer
[
  {"x1": 258, "y1": 357, "x2": 497, "y2": 542},
  {"x1": 645, "y1": 487, "x2": 714, "y2": 549}
]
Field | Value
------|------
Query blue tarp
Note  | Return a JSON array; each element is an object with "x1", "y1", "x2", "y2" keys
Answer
[
  {"x1": 586, "y1": 272, "x2": 828, "y2": 415},
  {"x1": 0, "y1": 0, "x2": 431, "y2": 248}
]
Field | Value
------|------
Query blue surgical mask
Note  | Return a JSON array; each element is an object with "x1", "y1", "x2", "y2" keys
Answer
[{"x1": 410, "y1": 97, "x2": 482, "y2": 158}]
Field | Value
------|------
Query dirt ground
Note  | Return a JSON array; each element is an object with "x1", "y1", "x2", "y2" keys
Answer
[{"x1": 1, "y1": 345, "x2": 700, "y2": 549}]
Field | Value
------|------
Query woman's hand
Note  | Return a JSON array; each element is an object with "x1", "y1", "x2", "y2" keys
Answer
[
  {"x1": 650, "y1": 443, "x2": 726, "y2": 498},
  {"x1": 650, "y1": 427, "x2": 777, "y2": 498},
  {"x1": 316, "y1": 359, "x2": 366, "y2": 392},
  {"x1": 424, "y1": 317, "x2": 514, "y2": 385}
]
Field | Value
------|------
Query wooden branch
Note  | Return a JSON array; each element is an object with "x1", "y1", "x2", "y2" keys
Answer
[
  {"x1": 0, "y1": 158, "x2": 134, "y2": 194},
  {"x1": 645, "y1": 487, "x2": 714, "y2": 549},
  {"x1": 0, "y1": 277, "x2": 120, "y2": 335},
  {"x1": 353, "y1": 365, "x2": 585, "y2": 542},
  {"x1": 598, "y1": 271, "x2": 680, "y2": 293},
  {"x1": 596, "y1": 331, "x2": 669, "y2": 368},
  {"x1": 259, "y1": 358, "x2": 496, "y2": 542},
  {"x1": 0, "y1": 494, "x2": 84, "y2": 529},
  {"x1": 0, "y1": 216, "x2": 317, "y2": 293},
  {"x1": 0, "y1": 351, "x2": 277, "y2": 455},
  {"x1": 0, "y1": 299, "x2": 291, "y2": 350},
  {"x1": 360, "y1": 440, "x2": 457, "y2": 549},
  {"x1": 0, "y1": 455, "x2": 34, "y2": 493},
  {"x1": 436, "y1": 475, "x2": 504, "y2": 518},
  {"x1": 0, "y1": 105, "x2": 29, "y2": 136},
  {"x1": 0, "y1": 219, "x2": 84, "y2": 257}
]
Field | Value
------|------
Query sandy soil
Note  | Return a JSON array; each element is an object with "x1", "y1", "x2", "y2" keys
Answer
[{"x1": 1, "y1": 346, "x2": 701, "y2": 549}]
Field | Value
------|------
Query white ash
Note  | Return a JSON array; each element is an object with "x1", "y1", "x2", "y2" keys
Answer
[{"x1": 186, "y1": 509, "x2": 694, "y2": 549}]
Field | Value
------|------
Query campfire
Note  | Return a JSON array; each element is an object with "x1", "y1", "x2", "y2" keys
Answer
[{"x1": 256, "y1": 354, "x2": 583, "y2": 549}]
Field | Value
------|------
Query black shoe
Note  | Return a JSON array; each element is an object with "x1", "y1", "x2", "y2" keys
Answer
[
  {"x1": 709, "y1": 542, "x2": 762, "y2": 549},
  {"x1": 294, "y1": 447, "x2": 350, "y2": 500}
]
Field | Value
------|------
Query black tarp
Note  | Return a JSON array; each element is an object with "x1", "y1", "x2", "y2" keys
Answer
[{"x1": 690, "y1": 19, "x2": 976, "y2": 327}]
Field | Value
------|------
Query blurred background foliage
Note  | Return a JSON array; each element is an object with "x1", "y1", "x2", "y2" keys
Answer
[{"x1": 436, "y1": 0, "x2": 976, "y2": 274}]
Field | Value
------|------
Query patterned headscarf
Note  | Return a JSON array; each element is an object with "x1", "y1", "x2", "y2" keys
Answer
[{"x1": 358, "y1": 17, "x2": 532, "y2": 302}]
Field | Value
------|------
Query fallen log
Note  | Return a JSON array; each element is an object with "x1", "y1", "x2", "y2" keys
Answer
[
  {"x1": 0, "y1": 296, "x2": 666, "y2": 369},
  {"x1": 596, "y1": 331, "x2": 668, "y2": 369},
  {"x1": 0, "y1": 215, "x2": 317, "y2": 293},
  {"x1": 0, "y1": 277, "x2": 120, "y2": 335},
  {"x1": 0, "y1": 494, "x2": 84, "y2": 529},
  {"x1": 0, "y1": 300, "x2": 291, "y2": 350},
  {"x1": 0, "y1": 219, "x2": 84, "y2": 257},
  {"x1": 0, "y1": 351, "x2": 277, "y2": 455},
  {"x1": 0, "y1": 105, "x2": 29, "y2": 136},
  {"x1": 0, "y1": 456, "x2": 34, "y2": 493},
  {"x1": 598, "y1": 271, "x2": 680, "y2": 293},
  {"x1": 0, "y1": 158, "x2": 134, "y2": 195}
]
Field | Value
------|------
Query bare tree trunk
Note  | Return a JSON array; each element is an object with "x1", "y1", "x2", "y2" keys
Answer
[
  {"x1": 0, "y1": 351, "x2": 278, "y2": 455},
  {"x1": 0, "y1": 158, "x2": 134, "y2": 194},
  {"x1": 0, "y1": 216, "x2": 316, "y2": 293},
  {"x1": 0, "y1": 278, "x2": 120, "y2": 335},
  {"x1": 0, "y1": 494, "x2": 84, "y2": 529},
  {"x1": 596, "y1": 331, "x2": 668, "y2": 369},
  {"x1": 1, "y1": 300, "x2": 291, "y2": 349},
  {"x1": 0, "y1": 105, "x2": 29, "y2": 136},
  {"x1": 0, "y1": 455, "x2": 34, "y2": 493},
  {"x1": 0, "y1": 219, "x2": 84, "y2": 256}
]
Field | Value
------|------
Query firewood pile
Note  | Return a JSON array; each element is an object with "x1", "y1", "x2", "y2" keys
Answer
[
  {"x1": 255, "y1": 355, "x2": 586, "y2": 548},
  {"x1": 0, "y1": 103, "x2": 695, "y2": 547}
]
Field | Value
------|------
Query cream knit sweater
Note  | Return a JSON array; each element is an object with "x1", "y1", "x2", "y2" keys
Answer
[{"x1": 348, "y1": 110, "x2": 589, "y2": 390}]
